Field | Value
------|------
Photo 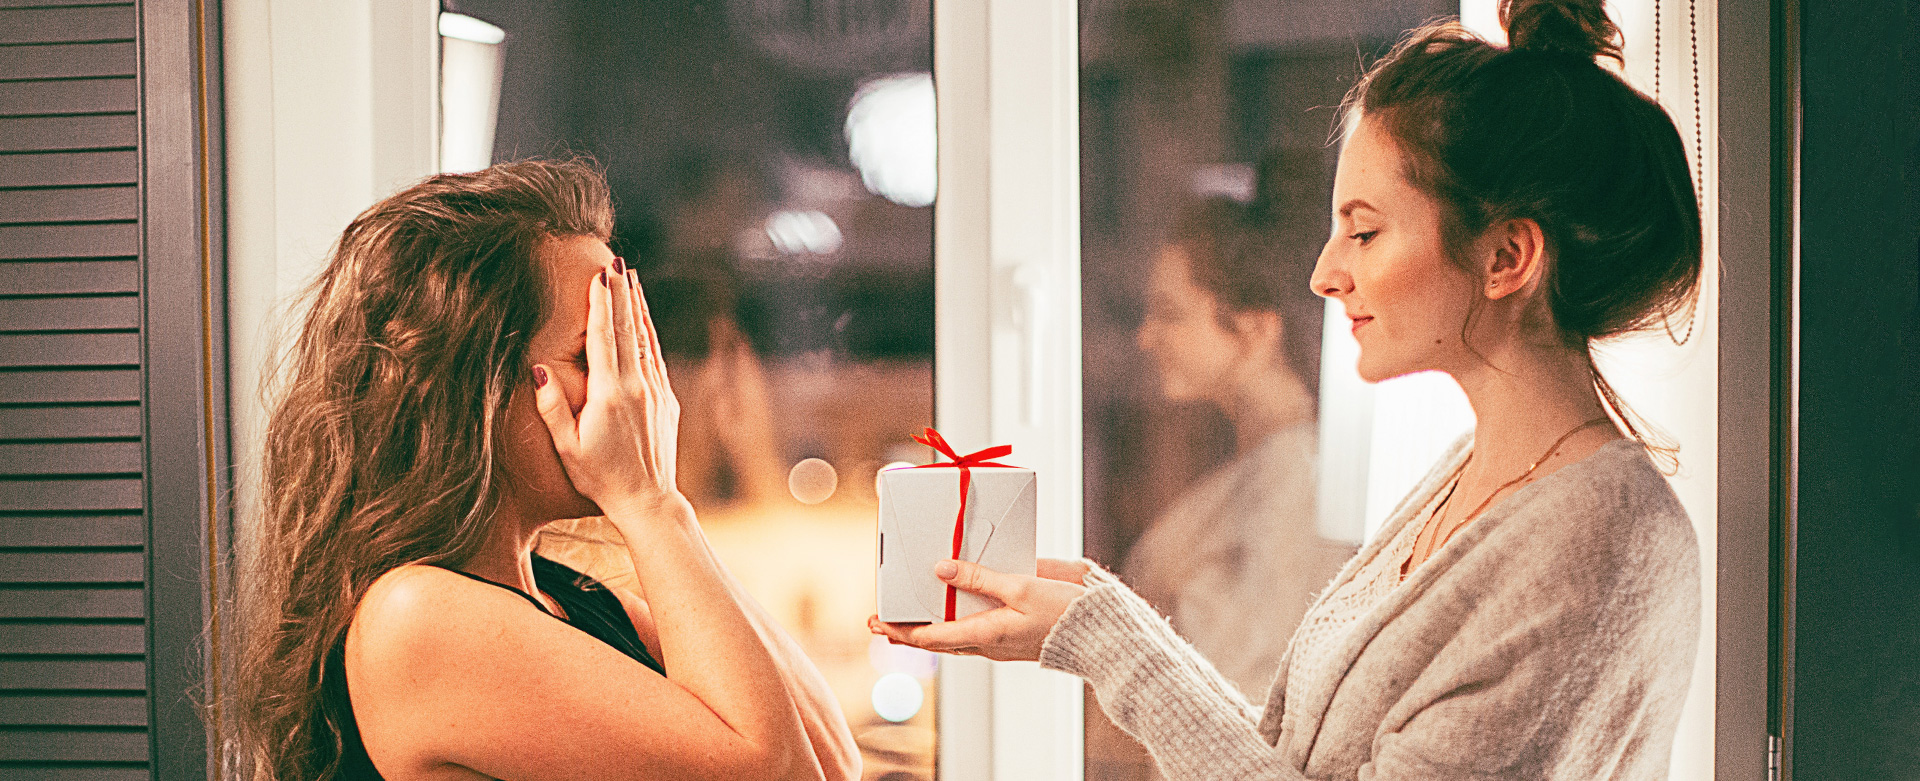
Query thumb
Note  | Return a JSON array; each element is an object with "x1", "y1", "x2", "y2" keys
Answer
[
  {"x1": 531, "y1": 365, "x2": 579, "y2": 455},
  {"x1": 936, "y1": 559, "x2": 1025, "y2": 605}
]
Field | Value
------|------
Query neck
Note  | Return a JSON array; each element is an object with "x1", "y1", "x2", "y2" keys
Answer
[
  {"x1": 1220, "y1": 359, "x2": 1314, "y2": 457},
  {"x1": 461, "y1": 499, "x2": 546, "y2": 598},
  {"x1": 1450, "y1": 338, "x2": 1614, "y2": 475}
]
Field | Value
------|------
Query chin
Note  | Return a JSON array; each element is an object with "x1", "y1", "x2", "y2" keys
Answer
[{"x1": 1354, "y1": 355, "x2": 1420, "y2": 385}]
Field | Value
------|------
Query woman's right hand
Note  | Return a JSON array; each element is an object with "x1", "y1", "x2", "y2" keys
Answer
[{"x1": 532, "y1": 262, "x2": 686, "y2": 522}]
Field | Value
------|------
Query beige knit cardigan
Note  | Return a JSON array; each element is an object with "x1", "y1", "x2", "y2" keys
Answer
[{"x1": 1041, "y1": 438, "x2": 1701, "y2": 780}]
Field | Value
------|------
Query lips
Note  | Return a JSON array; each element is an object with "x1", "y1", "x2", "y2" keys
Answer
[{"x1": 1350, "y1": 316, "x2": 1373, "y2": 335}]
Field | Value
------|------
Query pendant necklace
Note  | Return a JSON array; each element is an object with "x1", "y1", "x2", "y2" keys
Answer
[{"x1": 1410, "y1": 416, "x2": 1615, "y2": 573}]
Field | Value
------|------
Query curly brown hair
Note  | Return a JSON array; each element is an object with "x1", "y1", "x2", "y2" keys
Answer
[{"x1": 228, "y1": 158, "x2": 612, "y2": 780}]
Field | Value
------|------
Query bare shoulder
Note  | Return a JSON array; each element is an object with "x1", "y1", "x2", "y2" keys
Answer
[
  {"x1": 343, "y1": 565, "x2": 557, "y2": 777},
  {"x1": 342, "y1": 565, "x2": 780, "y2": 780},
  {"x1": 350, "y1": 565, "x2": 536, "y2": 663}
]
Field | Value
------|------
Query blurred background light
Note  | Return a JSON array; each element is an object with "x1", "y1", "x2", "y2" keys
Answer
[
  {"x1": 787, "y1": 457, "x2": 840, "y2": 504},
  {"x1": 438, "y1": 12, "x2": 506, "y2": 173},
  {"x1": 845, "y1": 72, "x2": 936, "y2": 207},
  {"x1": 870, "y1": 672, "x2": 925, "y2": 723},
  {"x1": 1190, "y1": 162, "x2": 1256, "y2": 203},
  {"x1": 438, "y1": 11, "x2": 506, "y2": 44},
  {"x1": 766, "y1": 210, "x2": 845, "y2": 255}
]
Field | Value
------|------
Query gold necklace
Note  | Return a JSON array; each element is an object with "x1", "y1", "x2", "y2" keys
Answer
[{"x1": 1419, "y1": 416, "x2": 1615, "y2": 561}]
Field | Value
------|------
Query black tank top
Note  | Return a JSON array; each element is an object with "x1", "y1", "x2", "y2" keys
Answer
[{"x1": 325, "y1": 554, "x2": 666, "y2": 779}]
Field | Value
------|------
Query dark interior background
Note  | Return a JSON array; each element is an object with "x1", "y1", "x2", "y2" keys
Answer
[
  {"x1": 1788, "y1": 0, "x2": 1920, "y2": 776},
  {"x1": 449, "y1": 0, "x2": 935, "y2": 363}
]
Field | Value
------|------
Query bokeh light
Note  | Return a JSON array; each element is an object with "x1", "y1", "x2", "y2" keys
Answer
[
  {"x1": 787, "y1": 457, "x2": 839, "y2": 504},
  {"x1": 845, "y1": 73, "x2": 936, "y2": 208},
  {"x1": 765, "y1": 209, "x2": 844, "y2": 255},
  {"x1": 870, "y1": 672, "x2": 925, "y2": 723}
]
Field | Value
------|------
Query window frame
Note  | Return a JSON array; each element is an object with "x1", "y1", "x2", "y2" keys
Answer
[{"x1": 932, "y1": 0, "x2": 1087, "y2": 776}]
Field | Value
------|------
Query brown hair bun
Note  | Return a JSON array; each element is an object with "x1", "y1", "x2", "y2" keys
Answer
[{"x1": 1501, "y1": 0, "x2": 1622, "y2": 62}]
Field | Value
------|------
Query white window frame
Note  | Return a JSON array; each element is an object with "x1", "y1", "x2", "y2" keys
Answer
[{"x1": 933, "y1": 0, "x2": 1086, "y2": 777}]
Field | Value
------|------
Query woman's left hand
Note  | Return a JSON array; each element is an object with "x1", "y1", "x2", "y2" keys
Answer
[{"x1": 867, "y1": 559, "x2": 1087, "y2": 662}]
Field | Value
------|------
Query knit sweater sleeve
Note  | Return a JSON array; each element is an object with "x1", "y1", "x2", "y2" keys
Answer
[{"x1": 1039, "y1": 563, "x2": 1305, "y2": 781}]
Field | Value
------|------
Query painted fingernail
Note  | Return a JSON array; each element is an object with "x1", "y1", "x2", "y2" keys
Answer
[
  {"x1": 613, "y1": 256, "x2": 626, "y2": 274},
  {"x1": 934, "y1": 560, "x2": 957, "y2": 580},
  {"x1": 533, "y1": 366, "x2": 549, "y2": 387},
  {"x1": 627, "y1": 269, "x2": 638, "y2": 289}
]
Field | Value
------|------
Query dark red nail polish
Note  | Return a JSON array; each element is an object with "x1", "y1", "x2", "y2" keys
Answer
[
  {"x1": 613, "y1": 256, "x2": 626, "y2": 274},
  {"x1": 533, "y1": 366, "x2": 549, "y2": 387}
]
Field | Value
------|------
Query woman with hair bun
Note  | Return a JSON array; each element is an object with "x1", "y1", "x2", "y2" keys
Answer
[{"x1": 873, "y1": 1, "x2": 1703, "y2": 777}]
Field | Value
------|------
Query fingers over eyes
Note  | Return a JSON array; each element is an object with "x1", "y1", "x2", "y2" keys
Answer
[
  {"x1": 586, "y1": 270, "x2": 618, "y2": 383},
  {"x1": 622, "y1": 270, "x2": 645, "y2": 362},
  {"x1": 634, "y1": 272, "x2": 674, "y2": 393},
  {"x1": 607, "y1": 266, "x2": 638, "y2": 373}
]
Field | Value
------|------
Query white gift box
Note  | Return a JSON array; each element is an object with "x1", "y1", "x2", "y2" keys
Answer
[{"x1": 877, "y1": 465, "x2": 1037, "y2": 623}]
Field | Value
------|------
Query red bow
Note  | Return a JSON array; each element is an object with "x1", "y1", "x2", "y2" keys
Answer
[{"x1": 910, "y1": 428, "x2": 1015, "y2": 621}]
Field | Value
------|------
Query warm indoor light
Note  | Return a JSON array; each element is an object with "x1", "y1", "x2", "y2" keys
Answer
[
  {"x1": 765, "y1": 210, "x2": 844, "y2": 255},
  {"x1": 870, "y1": 672, "x2": 925, "y2": 722},
  {"x1": 438, "y1": 12, "x2": 505, "y2": 44},
  {"x1": 845, "y1": 72, "x2": 936, "y2": 208},
  {"x1": 787, "y1": 457, "x2": 839, "y2": 504}
]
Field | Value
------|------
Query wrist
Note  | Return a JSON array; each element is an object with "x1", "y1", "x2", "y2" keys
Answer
[{"x1": 601, "y1": 491, "x2": 696, "y2": 530}]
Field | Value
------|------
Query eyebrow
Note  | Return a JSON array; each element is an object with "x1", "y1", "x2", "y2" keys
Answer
[{"x1": 1337, "y1": 199, "x2": 1377, "y2": 218}]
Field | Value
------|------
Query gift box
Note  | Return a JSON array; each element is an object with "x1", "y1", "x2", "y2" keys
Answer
[{"x1": 877, "y1": 430, "x2": 1037, "y2": 623}]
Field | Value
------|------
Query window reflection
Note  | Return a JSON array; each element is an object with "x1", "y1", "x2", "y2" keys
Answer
[
  {"x1": 1080, "y1": 1, "x2": 1454, "y2": 777},
  {"x1": 462, "y1": 0, "x2": 936, "y2": 776}
]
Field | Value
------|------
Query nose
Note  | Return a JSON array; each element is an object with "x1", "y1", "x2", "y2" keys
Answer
[
  {"x1": 1309, "y1": 237, "x2": 1350, "y2": 299},
  {"x1": 1136, "y1": 312, "x2": 1163, "y2": 353}
]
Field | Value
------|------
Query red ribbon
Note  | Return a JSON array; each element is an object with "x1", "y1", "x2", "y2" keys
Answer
[{"x1": 910, "y1": 428, "x2": 1015, "y2": 621}]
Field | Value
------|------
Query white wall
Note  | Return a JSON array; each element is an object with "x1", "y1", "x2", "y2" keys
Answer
[{"x1": 223, "y1": 0, "x2": 439, "y2": 563}]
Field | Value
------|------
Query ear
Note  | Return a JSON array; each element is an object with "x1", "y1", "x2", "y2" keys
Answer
[{"x1": 1480, "y1": 218, "x2": 1549, "y2": 301}]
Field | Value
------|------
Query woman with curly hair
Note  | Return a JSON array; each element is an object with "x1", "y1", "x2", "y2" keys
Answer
[{"x1": 231, "y1": 159, "x2": 858, "y2": 781}]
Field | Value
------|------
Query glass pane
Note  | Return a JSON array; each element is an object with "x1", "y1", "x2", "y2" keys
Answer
[
  {"x1": 467, "y1": 1, "x2": 936, "y2": 776},
  {"x1": 1078, "y1": 2, "x2": 1457, "y2": 778}
]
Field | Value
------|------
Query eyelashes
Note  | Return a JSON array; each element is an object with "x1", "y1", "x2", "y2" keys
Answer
[{"x1": 1350, "y1": 230, "x2": 1379, "y2": 245}]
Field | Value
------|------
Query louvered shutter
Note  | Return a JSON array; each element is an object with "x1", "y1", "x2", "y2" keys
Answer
[{"x1": 1, "y1": 1, "x2": 224, "y2": 779}]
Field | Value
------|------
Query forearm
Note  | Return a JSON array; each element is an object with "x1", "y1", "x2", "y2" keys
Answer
[
  {"x1": 712, "y1": 557, "x2": 862, "y2": 780},
  {"x1": 1041, "y1": 568, "x2": 1301, "y2": 781},
  {"x1": 610, "y1": 500, "x2": 814, "y2": 775}
]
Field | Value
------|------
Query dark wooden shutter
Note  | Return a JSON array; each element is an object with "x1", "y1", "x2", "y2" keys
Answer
[{"x1": 1, "y1": 1, "x2": 225, "y2": 779}]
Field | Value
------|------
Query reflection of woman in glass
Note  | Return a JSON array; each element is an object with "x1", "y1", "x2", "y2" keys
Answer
[
  {"x1": 877, "y1": 2, "x2": 1705, "y2": 777},
  {"x1": 1126, "y1": 195, "x2": 1353, "y2": 703},
  {"x1": 232, "y1": 160, "x2": 859, "y2": 780}
]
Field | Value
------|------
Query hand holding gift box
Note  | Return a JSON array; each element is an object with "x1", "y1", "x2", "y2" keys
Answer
[{"x1": 877, "y1": 429, "x2": 1037, "y2": 623}]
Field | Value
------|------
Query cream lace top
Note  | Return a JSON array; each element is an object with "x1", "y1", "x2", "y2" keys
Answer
[{"x1": 1281, "y1": 461, "x2": 1463, "y2": 713}]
